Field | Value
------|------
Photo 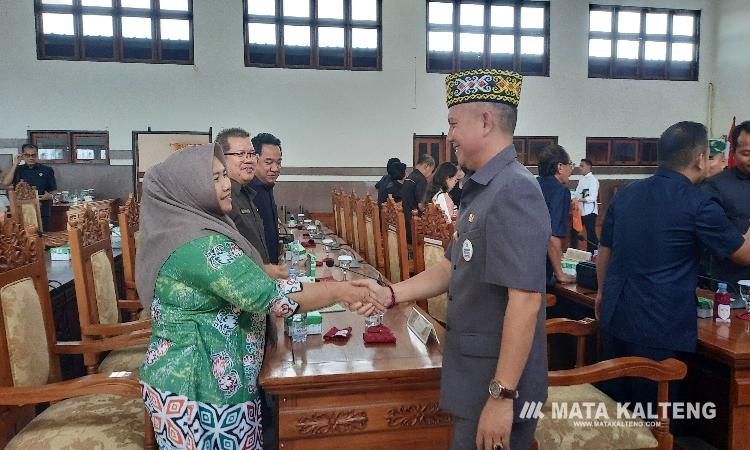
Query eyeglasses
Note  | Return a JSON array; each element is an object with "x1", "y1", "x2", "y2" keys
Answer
[
  {"x1": 23, "y1": 153, "x2": 37, "y2": 158},
  {"x1": 225, "y1": 151, "x2": 257, "y2": 160}
]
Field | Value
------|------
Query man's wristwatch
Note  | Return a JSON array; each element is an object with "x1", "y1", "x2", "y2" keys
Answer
[{"x1": 489, "y1": 379, "x2": 518, "y2": 400}]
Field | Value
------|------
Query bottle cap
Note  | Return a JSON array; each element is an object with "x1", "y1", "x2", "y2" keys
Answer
[{"x1": 718, "y1": 282, "x2": 728, "y2": 290}]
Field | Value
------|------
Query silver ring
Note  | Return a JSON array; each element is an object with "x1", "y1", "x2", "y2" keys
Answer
[{"x1": 493, "y1": 444, "x2": 504, "y2": 450}]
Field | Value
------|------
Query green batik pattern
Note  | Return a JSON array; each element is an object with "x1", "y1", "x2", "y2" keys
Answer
[{"x1": 140, "y1": 234, "x2": 284, "y2": 405}]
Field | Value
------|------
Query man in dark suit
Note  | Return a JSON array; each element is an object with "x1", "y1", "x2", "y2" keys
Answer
[
  {"x1": 250, "y1": 132, "x2": 283, "y2": 263},
  {"x1": 360, "y1": 69, "x2": 550, "y2": 450},
  {"x1": 401, "y1": 154, "x2": 434, "y2": 243},
  {"x1": 597, "y1": 121, "x2": 750, "y2": 409}
]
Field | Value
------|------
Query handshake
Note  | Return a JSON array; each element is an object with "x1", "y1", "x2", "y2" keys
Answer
[{"x1": 336, "y1": 279, "x2": 397, "y2": 316}]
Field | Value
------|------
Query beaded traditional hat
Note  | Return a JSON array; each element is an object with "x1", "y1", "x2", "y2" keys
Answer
[{"x1": 445, "y1": 69, "x2": 523, "y2": 108}]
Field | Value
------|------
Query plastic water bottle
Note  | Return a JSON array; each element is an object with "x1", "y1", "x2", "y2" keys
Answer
[
  {"x1": 714, "y1": 282, "x2": 731, "y2": 323},
  {"x1": 288, "y1": 268, "x2": 297, "y2": 282},
  {"x1": 290, "y1": 313, "x2": 307, "y2": 343}
]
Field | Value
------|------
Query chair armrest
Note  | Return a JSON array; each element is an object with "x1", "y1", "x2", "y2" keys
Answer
[
  {"x1": 549, "y1": 356, "x2": 687, "y2": 386},
  {"x1": 124, "y1": 280, "x2": 137, "y2": 289},
  {"x1": 545, "y1": 317, "x2": 597, "y2": 336},
  {"x1": 0, "y1": 372, "x2": 141, "y2": 406},
  {"x1": 82, "y1": 319, "x2": 151, "y2": 337},
  {"x1": 54, "y1": 330, "x2": 150, "y2": 354},
  {"x1": 118, "y1": 299, "x2": 142, "y2": 312}
]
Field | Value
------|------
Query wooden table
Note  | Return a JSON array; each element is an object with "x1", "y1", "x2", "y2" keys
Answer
[
  {"x1": 49, "y1": 198, "x2": 120, "y2": 232},
  {"x1": 551, "y1": 282, "x2": 750, "y2": 450},
  {"x1": 259, "y1": 228, "x2": 451, "y2": 449}
]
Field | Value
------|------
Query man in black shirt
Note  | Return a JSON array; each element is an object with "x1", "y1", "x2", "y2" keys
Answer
[
  {"x1": 702, "y1": 120, "x2": 750, "y2": 292},
  {"x1": 377, "y1": 161, "x2": 406, "y2": 205},
  {"x1": 401, "y1": 154, "x2": 435, "y2": 243},
  {"x1": 375, "y1": 157, "x2": 401, "y2": 204},
  {"x1": 250, "y1": 133, "x2": 283, "y2": 263},
  {"x1": 3, "y1": 143, "x2": 57, "y2": 231}
]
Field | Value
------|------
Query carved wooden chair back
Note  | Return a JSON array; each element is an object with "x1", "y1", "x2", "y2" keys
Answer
[
  {"x1": 349, "y1": 191, "x2": 362, "y2": 254},
  {"x1": 340, "y1": 191, "x2": 354, "y2": 245},
  {"x1": 412, "y1": 203, "x2": 454, "y2": 321},
  {"x1": 8, "y1": 181, "x2": 43, "y2": 233},
  {"x1": 381, "y1": 194, "x2": 410, "y2": 283},
  {"x1": 68, "y1": 205, "x2": 121, "y2": 371},
  {"x1": 0, "y1": 220, "x2": 60, "y2": 388},
  {"x1": 118, "y1": 194, "x2": 139, "y2": 300},
  {"x1": 332, "y1": 188, "x2": 346, "y2": 239}
]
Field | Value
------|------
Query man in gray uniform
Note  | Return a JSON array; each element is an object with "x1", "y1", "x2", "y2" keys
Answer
[
  {"x1": 216, "y1": 128, "x2": 270, "y2": 262},
  {"x1": 359, "y1": 69, "x2": 550, "y2": 450}
]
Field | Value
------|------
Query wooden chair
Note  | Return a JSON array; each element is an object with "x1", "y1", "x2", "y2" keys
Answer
[
  {"x1": 341, "y1": 191, "x2": 355, "y2": 245},
  {"x1": 332, "y1": 188, "x2": 347, "y2": 240},
  {"x1": 412, "y1": 203, "x2": 454, "y2": 321},
  {"x1": 535, "y1": 318, "x2": 687, "y2": 450},
  {"x1": 68, "y1": 205, "x2": 149, "y2": 375},
  {"x1": 7, "y1": 181, "x2": 43, "y2": 232},
  {"x1": 331, "y1": 188, "x2": 341, "y2": 237},
  {"x1": 0, "y1": 219, "x2": 154, "y2": 449},
  {"x1": 359, "y1": 193, "x2": 385, "y2": 272},
  {"x1": 349, "y1": 191, "x2": 362, "y2": 254},
  {"x1": 118, "y1": 194, "x2": 139, "y2": 301},
  {"x1": 381, "y1": 194, "x2": 410, "y2": 283}
]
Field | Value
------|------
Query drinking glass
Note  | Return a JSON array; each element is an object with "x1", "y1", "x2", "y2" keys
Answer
[{"x1": 338, "y1": 253, "x2": 352, "y2": 280}]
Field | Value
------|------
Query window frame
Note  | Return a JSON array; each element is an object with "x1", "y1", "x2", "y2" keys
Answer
[
  {"x1": 34, "y1": 0, "x2": 194, "y2": 65},
  {"x1": 585, "y1": 137, "x2": 659, "y2": 166},
  {"x1": 587, "y1": 4, "x2": 700, "y2": 81},
  {"x1": 28, "y1": 130, "x2": 110, "y2": 164},
  {"x1": 426, "y1": 0, "x2": 551, "y2": 76},
  {"x1": 512, "y1": 136, "x2": 557, "y2": 165},
  {"x1": 243, "y1": 0, "x2": 383, "y2": 71}
]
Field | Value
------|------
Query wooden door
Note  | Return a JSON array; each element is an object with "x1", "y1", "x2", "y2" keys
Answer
[{"x1": 413, "y1": 134, "x2": 449, "y2": 166}]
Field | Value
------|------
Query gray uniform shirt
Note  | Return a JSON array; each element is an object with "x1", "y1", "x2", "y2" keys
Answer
[
  {"x1": 441, "y1": 145, "x2": 551, "y2": 421},
  {"x1": 228, "y1": 179, "x2": 271, "y2": 264}
]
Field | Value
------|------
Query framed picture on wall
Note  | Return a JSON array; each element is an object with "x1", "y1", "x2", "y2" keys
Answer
[{"x1": 132, "y1": 128, "x2": 212, "y2": 198}]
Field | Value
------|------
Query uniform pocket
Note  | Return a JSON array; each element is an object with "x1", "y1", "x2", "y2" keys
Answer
[{"x1": 458, "y1": 333, "x2": 500, "y2": 358}]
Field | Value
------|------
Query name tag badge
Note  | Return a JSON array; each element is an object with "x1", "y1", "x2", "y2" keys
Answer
[
  {"x1": 240, "y1": 208, "x2": 251, "y2": 214},
  {"x1": 462, "y1": 239, "x2": 473, "y2": 262}
]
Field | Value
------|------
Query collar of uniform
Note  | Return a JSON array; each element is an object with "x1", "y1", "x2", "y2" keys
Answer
[
  {"x1": 469, "y1": 144, "x2": 517, "y2": 186},
  {"x1": 230, "y1": 178, "x2": 244, "y2": 196},
  {"x1": 731, "y1": 167, "x2": 750, "y2": 180},
  {"x1": 654, "y1": 167, "x2": 691, "y2": 184}
]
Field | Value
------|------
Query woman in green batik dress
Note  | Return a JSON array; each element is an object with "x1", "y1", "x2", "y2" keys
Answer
[{"x1": 136, "y1": 143, "x2": 380, "y2": 450}]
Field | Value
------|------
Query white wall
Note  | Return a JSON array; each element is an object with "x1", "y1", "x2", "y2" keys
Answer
[
  {"x1": 0, "y1": 0, "x2": 717, "y2": 166},
  {"x1": 710, "y1": 0, "x2": 750, "y2": 137}
]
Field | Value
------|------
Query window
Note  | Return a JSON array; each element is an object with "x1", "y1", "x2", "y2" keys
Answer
[
  {"x1": 427, "y1": 0, "x2": 550, "y2": 76},
  {"x1": 512, "y1": 136, "x2": 557, "y2": 164},
  {"x1": 35, "y1": 0, "x2": 193, "y2": 64},
  {"x1": 585, "y1": 137, "x2": 658, "y2": 165},
  {"x1": 29, "y1": 130, "x2": 110, "y2": 164},
  {"x1": 588, "y1": 5, "x2": 699, "y2": 80},
  {"x1": 244, "y1": 0, "x2": 381, "y2": 70}
]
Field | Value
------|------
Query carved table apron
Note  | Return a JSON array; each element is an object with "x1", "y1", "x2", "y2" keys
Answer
[{"x1": 260, "y1": 302, "x2": 451, "y2": 449}]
